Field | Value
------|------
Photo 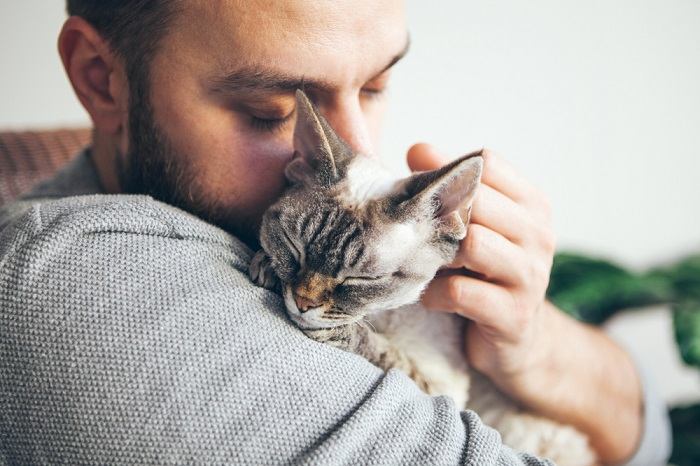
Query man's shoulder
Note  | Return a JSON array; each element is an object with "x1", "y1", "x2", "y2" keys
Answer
[
  {"x1": 0, "y1": 192, "x2": 298, "y2": 356},
  {"x1": 2, "y1": 193, "x2": 228, "y2": 240},
  {"x1": 0, "y1": 194, "x2": 248, "y2": 263},
  {"x1": 0, "y1": 194, "x2": 262, "y2": 326}
]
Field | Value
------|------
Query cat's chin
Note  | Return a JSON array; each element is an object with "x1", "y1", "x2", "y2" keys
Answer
[{"x1": 288, "y1": 313, "x2": 353, "y2": 330}]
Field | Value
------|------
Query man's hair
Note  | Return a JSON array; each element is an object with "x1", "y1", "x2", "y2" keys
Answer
[{"x1": 66, "y1": 0, "x2": 177, "y2": 79}]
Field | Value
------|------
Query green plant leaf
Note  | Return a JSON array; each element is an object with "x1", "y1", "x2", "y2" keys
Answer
[
  {"x1": 547, "y1": 253, "x2": 674, "y2": 324},
  {"x1": 674, "y1": 301, "x2": 700, "y2": 367},
  {"x1": 670, "y1": 403, "x2": 700, "y2": 466},
  {"x1": 651, "y1": 254, "x2": 700, "y2": 301}
]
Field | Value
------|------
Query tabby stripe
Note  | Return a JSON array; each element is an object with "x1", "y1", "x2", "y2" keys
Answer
[
  {"x1": 347, "y1": 239, "x2": 365, "y2": 268},
  {"x1": 316, "y1": 208, "x2": 340, "y2": 250},
  {"x1": 334, "y1": 225, "x2": 361, "y2": 276},
  {"x1": 299, "y1": 211, "x2": 312, "y2": 236},
  {"x1": 307, "y1": 209, "x2": 332, "y2": 246}
]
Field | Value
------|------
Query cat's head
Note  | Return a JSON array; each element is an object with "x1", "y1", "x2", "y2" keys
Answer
[{"x1": 259, "y1": 90, "x2": 482, "y2": 330}]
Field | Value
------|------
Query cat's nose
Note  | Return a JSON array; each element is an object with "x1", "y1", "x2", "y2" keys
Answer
[{"x1": 294, "y1": 294, "x2": 322, "y2": 313}]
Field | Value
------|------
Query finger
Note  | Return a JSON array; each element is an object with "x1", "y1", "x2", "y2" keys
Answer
[
  {"x1": 450, "y1": 224, "x2": 530, "y2": 286},
  {"x1": 481, "y1": 150, "x2": 546, "y2": 213},
  {"x1": 470, "y1": 184, "x2": 537, "y2": 247},
  {"x1": 406, "y1": 142, "x2": 449, "y2": 172},
  {"x1": 421, "y1": 273, "x2": 516, "y2": 335},
  {"x1": 409, "y1": 146, "x2": 552, "y2": 224}
]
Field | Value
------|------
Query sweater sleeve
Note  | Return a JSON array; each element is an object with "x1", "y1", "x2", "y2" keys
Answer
[
  {"x1": 0, "y1": 195, "x2": 552, "y2": 466},
  {"x1": 620, "y1": 358, "x2": 672, "y2": 466}
]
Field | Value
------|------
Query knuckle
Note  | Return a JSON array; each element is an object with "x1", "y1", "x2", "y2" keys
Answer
[
  {"x1": 480, "y1": 148, "x2": 494, "y2": 172},
  {"x1": 510, "y1": 297, "x2": 532, "y2": 333},
  {"x1": 542, "y1": 229, "x2": 557, "y2": 254},
  {"x1": 514, "y1": 262, "x2": 532, "y2": 287},
  {"x1": 539, "y1": 192, "x2": 553, "y2": 217},
  {"x1": 513, "y1": 312, "x2": 530, "y2": 334},
  {"x1": 471, "y1": 188, "x2": 485, "y2": 210},
  {"x1": 548, "y1": 231, "x2": 558, "y2": 252},
  {"x1": 446, "y1": 275, "x2": 466, "y2": 306},
  {"x1": 465, "y1": 224, "x2": 484, "y2": 255},
  {"x1": 530, "y1": 222, "x2": 556, "y2": 254},
  {"x1": 530, "y1": 260, "x2": 550, "y2": 287},
  {"x1": 529, "y1": 189, "x2": 553, "y2": 223}
]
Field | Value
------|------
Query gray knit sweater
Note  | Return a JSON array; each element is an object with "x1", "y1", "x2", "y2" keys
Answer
[{"x1": 0, "y1": 151, "x2": 670, "y2": 465}]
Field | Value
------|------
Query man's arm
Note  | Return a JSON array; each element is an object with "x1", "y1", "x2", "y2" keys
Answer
[
  {"x1": 491, "y1": 302, "x2": 644, "y2": 462},
  {"x1": 407, "y1": 144, "x2": 669, "y2": 464},
  {"x1": 0, "y1": 195, "x2": 552, "y2": 465}
]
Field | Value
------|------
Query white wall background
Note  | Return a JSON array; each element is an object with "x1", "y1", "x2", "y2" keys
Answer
[
  {"x1": 1, "y1": 1, "x2": 698, "y2": 404},
  {"x1": 0, "y1": 2, "x2": 88, "y2": 128}
]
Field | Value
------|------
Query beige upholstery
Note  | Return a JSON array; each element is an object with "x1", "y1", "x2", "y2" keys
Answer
[{"x1": 0, "y1": 128, "x2": 91, "y2": 206}]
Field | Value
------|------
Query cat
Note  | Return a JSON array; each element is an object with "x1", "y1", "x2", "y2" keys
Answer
[{"x1": 249, "y1": 90, "x2": 596, "y2": 466}]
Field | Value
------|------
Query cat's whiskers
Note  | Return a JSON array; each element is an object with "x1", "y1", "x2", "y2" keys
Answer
[{"x1": 362, "y1": 316, "x2": 377, "y2": 333}]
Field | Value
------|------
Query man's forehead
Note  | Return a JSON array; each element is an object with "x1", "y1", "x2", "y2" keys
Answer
[
  {"x1": 187, "y1": 0, "x2": 405, "y2": 36},
  {"x1": 173, "y1": 0, "x2": 407, "y2": 88}
]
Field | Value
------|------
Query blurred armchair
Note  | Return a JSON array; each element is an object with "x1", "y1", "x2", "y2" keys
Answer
[{"x1": 0, "y1": 128, "x2": 90, "y2": 206}]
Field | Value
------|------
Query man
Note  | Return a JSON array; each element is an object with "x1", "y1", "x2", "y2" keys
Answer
[{"x1": 0, "y1": 1, "x2": 670, "y2": 464}]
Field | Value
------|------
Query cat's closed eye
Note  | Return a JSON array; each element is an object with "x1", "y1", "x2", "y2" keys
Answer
[
  {"x1": 341, "y1": 275, "x2": 384, "y2": 286},
  {"x1": 341, "y1": 269, "x2": 408, "y2": 286},
  {"x1": 281, "y1": 228, "x2": 304, "y2": 263}
]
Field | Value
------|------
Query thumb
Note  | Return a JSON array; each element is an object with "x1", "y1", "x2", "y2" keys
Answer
[{"x1": 406, "y1": 142, "x2": 449, "y2": 172}]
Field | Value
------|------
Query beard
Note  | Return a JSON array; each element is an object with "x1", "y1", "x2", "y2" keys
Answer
[{"x1": 117, "y1": 71, "x2": 259, "y2": 247}]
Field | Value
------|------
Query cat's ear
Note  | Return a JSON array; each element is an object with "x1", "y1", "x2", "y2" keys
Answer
[
  {"x1": 389, "y1": 151, "x2": 483, "y2": 239},
  {"x1": 285, "y1": 90, "x2": 349, "y2": 187}
]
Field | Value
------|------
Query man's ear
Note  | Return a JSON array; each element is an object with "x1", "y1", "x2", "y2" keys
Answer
[
  {"x1": 285, "y1": 90, "x2": 349, "y2": 187},
  {"x1": 390, "y1": 151, "x2": 483, "y2": 239},
  {"x1": 58, "y1": 16, "x2": 128, "y2": 135}
]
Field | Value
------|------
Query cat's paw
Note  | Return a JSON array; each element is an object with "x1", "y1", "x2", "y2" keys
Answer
[
  {"x1": 402, "y1": 359, "x2": 438, "y2": 395},
  {"x1": 498, "y1": 413, "x2": 596, "y2": 466},
  {"x1": 249, "y1": 250, "x2": 279, "y2": 290}
]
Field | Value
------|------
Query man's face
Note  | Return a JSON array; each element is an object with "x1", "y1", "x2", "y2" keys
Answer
[{"x1": 124, "y1": 0, "x2": 408, "y2": 245}]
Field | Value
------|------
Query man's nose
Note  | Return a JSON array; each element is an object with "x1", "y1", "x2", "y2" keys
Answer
[{"x1": 321, "y1": 98, "x2": 373, "y2": 155}]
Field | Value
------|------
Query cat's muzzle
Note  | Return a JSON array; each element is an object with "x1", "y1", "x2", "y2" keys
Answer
[{"x1": 283, "y1": 286, "x2": 351, "y2": 330}]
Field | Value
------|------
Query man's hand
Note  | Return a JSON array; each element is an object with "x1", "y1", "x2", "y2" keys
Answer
[
  {"x1": 408, "y1": 144, "x2": 555, "y2": 378},
  {"x1": 407, "y1": 143, "x2": 643, "y2": 464}
]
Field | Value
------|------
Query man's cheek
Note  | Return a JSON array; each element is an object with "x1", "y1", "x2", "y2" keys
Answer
[
  {"x1": 205, "y1": 134, "x2": 293, "y2": 207},
  {"x1": 241, "y1": 135, "x2": 295, "y2": 170}
]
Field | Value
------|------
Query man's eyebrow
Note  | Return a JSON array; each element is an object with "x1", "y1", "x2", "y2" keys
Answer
[
  {"x1": 379, "y1": 33, "x2": 411, "y2": 76},
  {"x1": 210, "y1": 34, "x2": 411, "y2": 95},
  {"x1": 210, "y1": 68, "x2": 330, "y2": 95}
]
